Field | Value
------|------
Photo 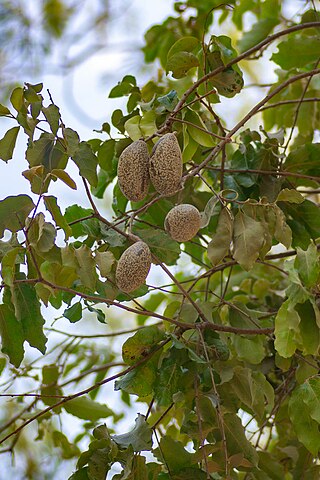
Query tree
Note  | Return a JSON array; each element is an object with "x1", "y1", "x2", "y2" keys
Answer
[{"x1": 0, "y1": 0, "x2": 320, "y2": 478}]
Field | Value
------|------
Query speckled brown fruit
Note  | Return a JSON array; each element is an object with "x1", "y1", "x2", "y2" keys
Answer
[
  {"x1": 149, "y1": 133, "x2": 182, "y2": 195},
  {"x1": 117, "y1": 140, "x2": 150, "y2": 202},
  {"x1": 116, "y1": 241, "x2": 151, "y2": 293},
  {"x1": 165, "y1": 204, "x2": 201, "y2": 242}
]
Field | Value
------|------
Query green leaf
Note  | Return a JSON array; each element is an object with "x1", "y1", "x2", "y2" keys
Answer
[
  {"x1": 63, "y1": 127, "x2": 80, "y2": 156},
  {"x1": 42, "y1": 364, "x2": 59, "y2": 384},
  {"x1": 223, "y1": 413, "x2": 259, "y2": 466},
  {"x1": 167, "y1": 36, "x2": 200, "y2": 58},
  {"x1": 50, "y1": 169, "x2": 77, "y2": 190},
  {"x1": 1, "y1": 247, "x2": 23, "y2": 286},
  {"x1": 133, "y1": 228, "x2": 180, "y2": 265},
  {"x1": 232, "y1": 335, "x2": 265, "y2": 364},
  {"x1": 63, "y1": 302, "x2": 82, "y2": 323},
  {"x1": 289, "y1": 381, "x2": 320, "y2": 456},
  {"x1": 238, "y1": 18, "x2": 278, "y2": 52},
  {"x1": 40, "y1": 261, "x2": 78, "y2": 289},
  {"x1": 97, "y1": 139, "x2": 115, "y2": 171},
  {"x1": 272, "y1": 36, "x2": 320, "y2": 69},
  {"x1": 10, "y1": 87, "x2": 25, "y2": 112},
  {"x1": 0, "y1": 303, "x2": 24, "y2": 367},
  {"x1": 284, "y1": 200, "x2": 320, "y2": 243},
  {"x1": 64, "y1": 204, "x2": 95, "y2": 238},
  {"x1": 296, "y1": 301, "x2": 320, "y2": 355},
  {"x1": 156, "y1": 89, "x2": 178, "y2": 113},
  {"x1": 43, "y1": 195, "x2": 72, "y2": 240},
  {"x1": 153, "y1": 437, "x2": 193, "y2": 473},
  {"x1": 228, "y1": 367, "x2": 273, "y2": 421},
  {"x1": 276, "y1": 188, "x2": 304, "y2": 204},
  {"x1": 112, "y1": 414, "x2": 152, "y2": 452},
  {"x1": 274, "y1": 301, "x2": 301, "y2": 358},
  {"x1": 25, "y1": 133, "x2": 55, "y2": 168},
  {"x1": 122, "y1": 326, "x2": 165, "y2": 365},
  {"x1": 124, "y1": 110, "x2": 157, "y2": 140},
  {"x1": 206, "y1": 36, "x2": 244, "y2": 98},
  {"x1": 24, "y1": 84, "x2": 41, "y2": 103},
  {"x1": 74, "y1": 245, "x2": 97, "y2": 290},
  {"x1": 109, "y1": 82, "x2": 134, "y2": 98},
  {"x1": 154, "y1": 348, "x2": 188, "y2": 407},
  {"x1": 0, "y1": 126, "x2": 20, "y2": 162},
  {"x1": 184, "y1": 109, "x2": 215, "y2": 147},
  {"x1": 0, "y1": 104, "x2": 11, "y2": 116},
  {"x1": 124, "y1": 115, "x2": 142, "y2": 141},
  {"x1": 27, "y1": 213, "x2": 56, "y2": 253},
  {"x1": 0, "y1": 195, "x2": 35, "y2": 238},
  {"x1": 233, "y1": 210, "x2": 265, "y2": 270},
  {"x1": 140, "y1": 110, "x2": 157, "y2": 137},
  {"x1": 115, "y1": 364, "x2": 156, "y2": 397},
  {"x1": 295, "y1": 243, "x2": 319, "y2": 288},
  {"x1": 64, "y1": 397, "x2": 113, "y2": 421},
  {"x1": 11, "y1": 281, "x2": 47, "y2": 354},
  {"x1": 43, "y1": 104, "x2": 60, "y2": 134},
  {"x1": 207, "y1": 207, "x2": 233, "y2": 265},
  {"x1": 69, "y1": 468, "x2": 89, "y2": 480},
  {"x1": 95, "y1": 251, "x2": 115, "y2": 277},
  {"x1": 53, "y1": 430, "x2": 80, "y2": 459},
  {"x1": 112, "y1": 182, "x2": 128, "y2": 216},
  {"x1": 166, "y1": 52, "x2": 199, "y2": 79},
  {"x1": 72, "y1": 142, "x2": 98, "y2": 187},
  {"x1": 301, "y1": 377, "x2": 320, "y2": 424},
  {"x1": 273, "y1": 205, "x2": 292, "y2": 248},
  {"x1": 85, "y1": 302, "x2": 106, "y2": 324}
]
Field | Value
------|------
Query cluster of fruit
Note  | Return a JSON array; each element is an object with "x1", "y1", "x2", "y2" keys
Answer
[{"x1": 115, "y1": 133, "x2": 201, "y2": 293}]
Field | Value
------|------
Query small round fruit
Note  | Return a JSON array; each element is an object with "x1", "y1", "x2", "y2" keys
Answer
[
  {"x1": 116, "y1": 241, "x2": 151, "y2": 293},
  {"x1": 165, "y1": 204, "x2": 201, "y2": 242},
  {"x1": 149, "y1": 133, "x2": 182, "y2": 195},
  {"x1": 117, "y1": 140, "x2": 150, "y2": 202}
]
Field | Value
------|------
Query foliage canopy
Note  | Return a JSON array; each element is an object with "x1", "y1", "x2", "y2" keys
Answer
[{"x1": 0, "y1": 1, "x2": 320, "y2": 478}]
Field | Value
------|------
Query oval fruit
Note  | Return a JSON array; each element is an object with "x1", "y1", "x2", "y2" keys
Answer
[
  {"x1": 149, "y1": 133, "x2": 182, "y2": 195},
  {"x1": 165, "y1": 204, "x2": 201, "y2": 242},
  {"x1": 116, "y1": 241, "x2": 151, "y2": 293},
  {"x1": 117, "y1": 140, "x2": 150, "y2": 202}
]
